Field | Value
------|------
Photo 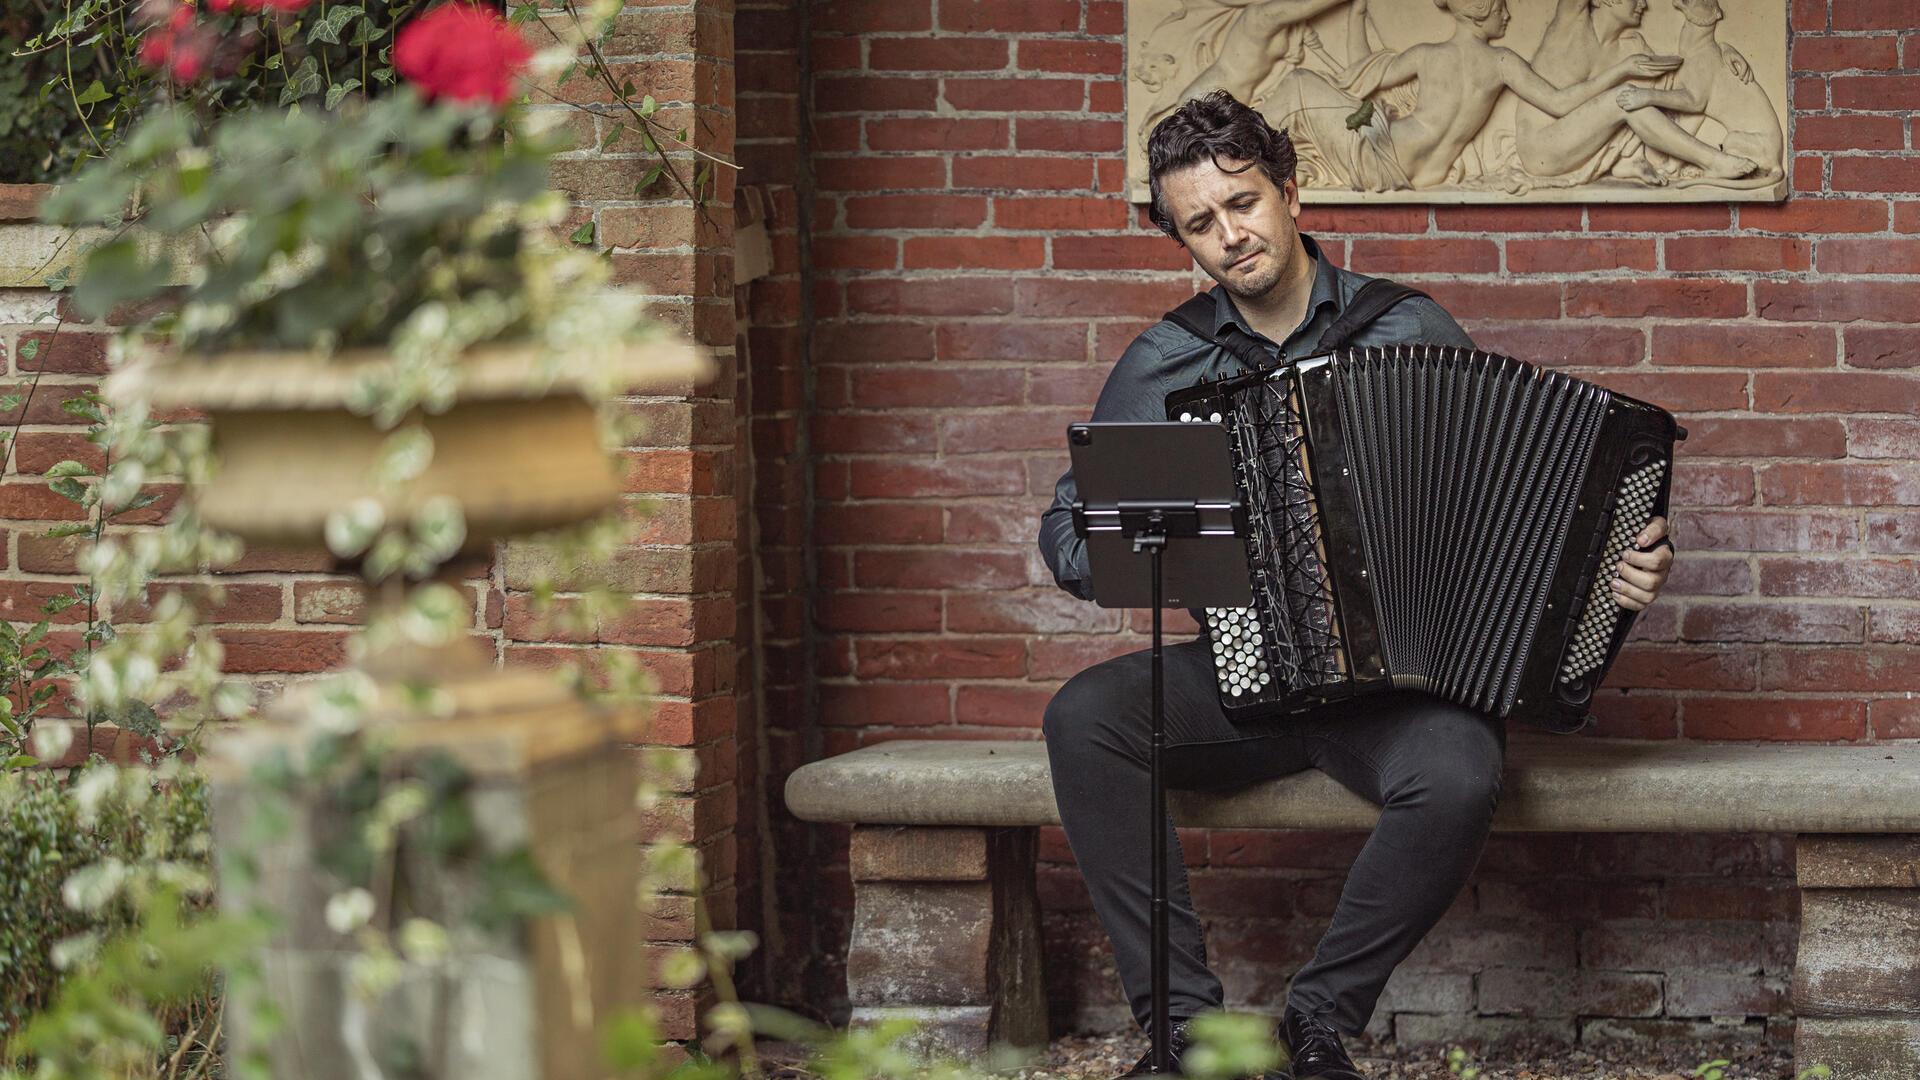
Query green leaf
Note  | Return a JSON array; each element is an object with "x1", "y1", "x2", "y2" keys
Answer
[
  {"x1": 69, "y1": 238, "x2": 168, "y2": 323},
  {"x1": 6, "y1": 756, "x2": 37, "y2": 770},
  {"x1": 43, "y1": 460, "x2": 92, "y2": 479},
  {"x1": 44, "y1": 523, "x2": 91, "y2": 539},
  {"x1": 73, "y1": 79, "x2": 109, "y2": 107},
  {"x1": 325, "y1": 78, "x2": 363, "y2": 110},
  {"x1": 569, "y1": 221, "x2": 595, "y2": 246},
  {"x1": 600, "y1": 1009, "x2": 662, "y2": 1070},
  {"x1": 17, "y1": 339, "x2": 40, "y2": 362},
  {"x1": 280, "y1": 56, "x2": 324, "y2": 106},
  {"x1": 306, "y1": 4, "x2": 364, "y2": 45},
  {"x1": 46, "y1": 477, "x2": 87, "y2": 504},
  {"x1": 60, "y1": 397, "x2": 105, "y2": 423}
]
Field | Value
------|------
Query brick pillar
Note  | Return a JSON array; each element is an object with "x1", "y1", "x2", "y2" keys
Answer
[
  {"x1": 1792, "y1": 835, "x2": 1920, "y2": 1079},
  {"x1": 519, "y1": 0, "x2": 741, "y2": 1044}
]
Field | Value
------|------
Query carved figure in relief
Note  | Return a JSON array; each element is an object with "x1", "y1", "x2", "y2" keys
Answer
[
  {"x1": 1126, "y1": 0, "x2": 1788, "y2": 197},
  {"x1": 1514, "y1": 0, "x2": 1760, "y2": 185},
  {"x1": 1617, "y1": 0, "x2": 1785, "y2": 182},
  {"x1": 1260, "y1": 0, "x2": 1686, "y2": 191},
  {"x1": 1132, "y1": 0, "x2": 1358, "y2": 147}
]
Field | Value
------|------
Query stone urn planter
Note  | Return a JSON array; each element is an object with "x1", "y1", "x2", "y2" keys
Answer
[
  {"x1": 107, "y1": 339, "x2": 711, "y2": 1079},
  {"x1": 109, "y1": 340, "x2": 706, "y2": 553}
]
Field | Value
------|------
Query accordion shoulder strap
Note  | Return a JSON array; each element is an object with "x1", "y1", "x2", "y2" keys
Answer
[
  {"x1": 1160, "y1": 291, "x2": 1278, "y2": 372},
  {"x1": 1161, "y1": 291, "x2": 1217, "y2": 342},
  {"x1": 1163, "y1": 278, "x2": 1433, "y2": 369},
  {"x1": 1315, "y1": 278, "x2": 1431, "y2": 352}
]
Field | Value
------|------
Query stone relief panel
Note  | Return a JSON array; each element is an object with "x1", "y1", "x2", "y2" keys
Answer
[{"x1": 1125, "y1": 0, "x2": 1790, "y2": 204}]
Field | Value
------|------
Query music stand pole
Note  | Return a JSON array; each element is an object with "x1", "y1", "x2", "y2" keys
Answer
[
  {"x1": 1066, "y1": 421, "x2": 1251, "y2": 1073},
  {"x1": 1136, "y1": 515, "x2": 1172, "y2": 1074}
]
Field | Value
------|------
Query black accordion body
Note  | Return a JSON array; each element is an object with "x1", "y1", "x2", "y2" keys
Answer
[{"x1": 1164, "y1": 345, "x2": 1682, "y2": 733}]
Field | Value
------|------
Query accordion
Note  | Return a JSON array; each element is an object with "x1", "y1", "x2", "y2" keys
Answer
[{"x1": 1164, "y1": 345, "x2": 1683, "y2": 732}]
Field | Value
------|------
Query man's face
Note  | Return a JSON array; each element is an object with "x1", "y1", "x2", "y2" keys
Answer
[{"x1": 1161, "y1": 155, "x2": 1303, "y2": 301}]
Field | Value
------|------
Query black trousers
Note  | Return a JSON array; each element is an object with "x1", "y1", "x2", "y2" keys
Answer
[{"x1": 1041, "y1": 636, "x2": 1506, "y2": 1037}]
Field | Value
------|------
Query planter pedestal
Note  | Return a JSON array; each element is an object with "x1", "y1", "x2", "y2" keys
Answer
[{"x1": 209, "y1": 673, "x2": 653, "y2": 1080}]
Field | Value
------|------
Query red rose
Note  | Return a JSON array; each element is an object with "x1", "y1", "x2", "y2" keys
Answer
[
  {"x1": 393, "y1": 3, "x2": 533, "y2": 107},
  {"x1": 137, "y1": 3, "x2": 214, "y2": 82}
]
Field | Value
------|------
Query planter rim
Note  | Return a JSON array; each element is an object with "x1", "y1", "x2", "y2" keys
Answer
[{"x1": 104, "y1": 338, "x2": 710, "y2": 411}]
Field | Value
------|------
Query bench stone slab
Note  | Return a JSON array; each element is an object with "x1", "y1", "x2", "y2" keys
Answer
[
  {"x1": 786, "y1": 737, "x2": 1920, "y2": 1078},
  {"x1": 785, "y1": 735, "x2": 1920, "y2": 833}
]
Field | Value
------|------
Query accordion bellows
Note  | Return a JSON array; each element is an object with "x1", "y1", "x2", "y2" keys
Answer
[{"x1": 1165, "y1": 345, "x2": 1682, "y2": 733}]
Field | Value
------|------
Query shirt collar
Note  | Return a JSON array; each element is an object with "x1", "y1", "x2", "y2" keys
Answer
[{"x1": 1211, "y1": 232, "x2": 1342, "y2": 342}]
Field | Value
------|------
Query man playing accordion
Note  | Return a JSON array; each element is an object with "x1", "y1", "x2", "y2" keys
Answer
[{"x1": 1037, "y1": 91, "x2": 1675, "y2": 1080}]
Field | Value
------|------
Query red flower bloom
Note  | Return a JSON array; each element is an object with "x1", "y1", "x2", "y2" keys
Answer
[
  {"x1": 394, "y1": 3, "x2": 533, "y2": 107},
  {"x1": 137, "y1": 3, "x2": 214, "y2": 82}
]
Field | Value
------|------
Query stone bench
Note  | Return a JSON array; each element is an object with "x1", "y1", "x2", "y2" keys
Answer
[{"x1": 784, "y1": 735, "x2": 1920, "y2": 1078}]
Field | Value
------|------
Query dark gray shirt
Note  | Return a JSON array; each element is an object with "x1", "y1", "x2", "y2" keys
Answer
[{"x1": 1038, "y1": 232, "x2": 1477, "y2": 602}]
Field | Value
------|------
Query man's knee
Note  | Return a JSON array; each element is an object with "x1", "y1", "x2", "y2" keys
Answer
[
  {"x1": 1395, "y1": 707, "x2": 1505, "y2": 820},
  {"x1": 1042, "y1": 658, "x2": 1144, "y2": 751}
]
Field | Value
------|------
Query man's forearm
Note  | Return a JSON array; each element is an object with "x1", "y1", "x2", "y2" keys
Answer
[{"x1": 1039, "y1": 503, "x2": 1094, "y2": 601}]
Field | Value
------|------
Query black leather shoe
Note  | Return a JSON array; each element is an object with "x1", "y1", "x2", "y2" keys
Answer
[
  {"x1": 1114, "y1": 1018, "x2": 1196, "y2": 1078},
  {"x1": 1277, "y1": 1007, "x2": 1365, "y2": 1080}
]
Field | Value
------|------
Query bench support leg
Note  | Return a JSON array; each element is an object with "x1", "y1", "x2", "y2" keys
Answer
[
  {"x1": 845, "y1": 825, "x2": 1048, "y2": 1061},
  {"x1": 1792, "y1": 834, "x2": 1920, "y2": 1079}
]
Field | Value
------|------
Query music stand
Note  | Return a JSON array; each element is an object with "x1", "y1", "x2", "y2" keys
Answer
[{"x1": 1068, "y1": 421, "x2": 1251, "y2": 1073}]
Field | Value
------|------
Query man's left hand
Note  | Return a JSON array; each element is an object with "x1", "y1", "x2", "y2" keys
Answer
[{"x1": 1612, "y1": 515, "x2": 1673, "y2": 612}]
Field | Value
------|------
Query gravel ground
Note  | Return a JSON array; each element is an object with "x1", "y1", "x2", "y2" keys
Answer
[
  {"x1": 989, "y1": 1030, "x2": 1796, "y2": 1080},
  {"x1": 756, "y1": 1031, "x2": 1797, "y2": 1080}
]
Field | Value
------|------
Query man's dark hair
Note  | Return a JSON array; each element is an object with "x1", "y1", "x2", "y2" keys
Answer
[{"x1": 1146, "y1": 89, "x2": 1298, "y2": 244}]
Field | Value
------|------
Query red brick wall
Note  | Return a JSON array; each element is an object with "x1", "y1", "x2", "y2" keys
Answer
[{"x1": 740, "y1": 0, "x2": 1920, "y2": 1047}]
